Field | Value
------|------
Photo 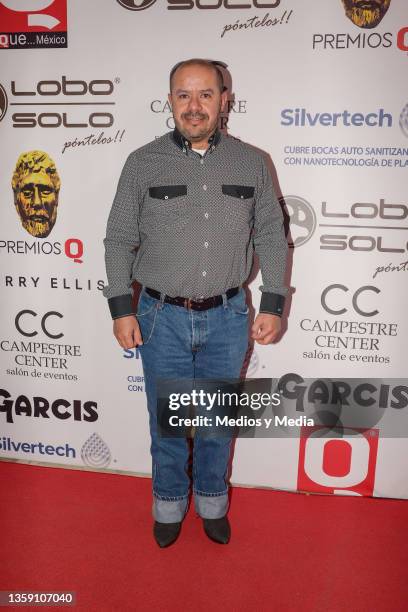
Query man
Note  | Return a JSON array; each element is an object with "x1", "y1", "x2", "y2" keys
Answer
[
  {"x1": 341, "y1": 0, "x2": 391, "y2": 29},
  {"x1": 103, "y1": 58, "x2": 288, "y2": 547},
  {"x1": 11, "y1": 150, "x2": 61, "y2": 238}
]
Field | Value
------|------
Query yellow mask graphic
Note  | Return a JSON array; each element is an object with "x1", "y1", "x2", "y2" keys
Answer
[
  {"x1": 12, "y1": 151, "x2": 61, "y2": 238},
  {"x1": 341, "y1": 0, "x2": 391, "y2": 29}
]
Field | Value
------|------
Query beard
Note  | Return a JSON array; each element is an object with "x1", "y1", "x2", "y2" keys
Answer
[
  {"x1": 22, "y1": 217, "x2": 52, "y2": 238},
  {"x1": 15, "y1": 200, "x2": 57, "y2": 238},
  {"x1": 179, "y1": 112, "x2": 213, "y2": 142},
  {"x1": 342, "y1": 0, "x2": 391, "y2": 29}
]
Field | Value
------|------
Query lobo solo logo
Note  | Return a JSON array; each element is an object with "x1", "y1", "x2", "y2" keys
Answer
[
  {"x1": 320, "y1": 199, "x2": 408, "y2": 253},
  {"x1": 298, "y1": 426, "x2": 379, "y2": 496},
  {"x1": 0, "y1": 0, "x2": 67, "y2": 50},
  {"x1": 3, "y1": 75, "x2": 115, "y2": 129},
  {"x1": 117, "y1": 0, "x2": 281, "y2": 10}
]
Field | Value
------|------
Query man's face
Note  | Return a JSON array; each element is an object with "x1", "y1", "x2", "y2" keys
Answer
[
  {"x1": 341, "y1": 0, "x2": 391, "y2": 29},
  {"x1": 14, "y1": 171, "x2": 59, "y2": 238},
  {"x1": 168, "y1": 64, "x2": 227, "y2": 148}
]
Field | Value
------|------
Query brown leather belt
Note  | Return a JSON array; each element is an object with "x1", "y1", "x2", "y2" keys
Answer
[{"x1": 145, "y1": 286, "x2": 239, "y2": 311}]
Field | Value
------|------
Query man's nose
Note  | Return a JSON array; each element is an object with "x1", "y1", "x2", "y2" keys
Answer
[
  {"x1": 187, "y1": 94, "x2": 202, "y2": 112},
  {"x1": 33, "y1": 186, "x2": 42, "y2": 206}
]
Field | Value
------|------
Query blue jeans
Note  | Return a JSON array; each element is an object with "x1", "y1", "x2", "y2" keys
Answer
[{"x1": 136, "y1": 287, "x2": 248, "y2": 523}]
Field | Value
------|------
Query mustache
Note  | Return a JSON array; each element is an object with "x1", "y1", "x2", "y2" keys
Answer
[
  {"x1": 27, "y1": 211, "x2": 50, "y2": 221},
  {"x1": 182, "y1": 112, "x2": 208, "y2": 120}
]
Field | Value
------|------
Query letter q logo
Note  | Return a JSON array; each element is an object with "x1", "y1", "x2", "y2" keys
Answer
[
  {"x1": 0, "y1": 0, "x2": 62, "y2": 29},
  {"x1": 297, "y1": 426, "x2": 379, "y2": 496}
]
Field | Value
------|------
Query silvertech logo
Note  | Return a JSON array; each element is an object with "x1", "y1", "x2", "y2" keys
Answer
[
  {"x1": 116, "y1": 0, "x2": 157, "y2": 10},
  {"x1": 0, "y1": 83, "x2": 8, "y2": 122}
]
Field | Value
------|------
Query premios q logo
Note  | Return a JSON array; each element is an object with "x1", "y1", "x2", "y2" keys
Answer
[
  {"x1": 341, "y1": 0, "x2": 391, "y2": 29},
  {"x1": 116, "y1": 0, "x2": 157, "y2": 10},
  {"x1": 0, "y1": 82, "x2": 7, "y2": 122},
  {"x1": 279, "y1": 195, "x2": 317, "y2": 248}
]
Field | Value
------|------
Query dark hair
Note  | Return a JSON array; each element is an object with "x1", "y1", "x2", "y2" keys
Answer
[{"x1": 169, "y1": 58, "x2": 227, "y2": 93}]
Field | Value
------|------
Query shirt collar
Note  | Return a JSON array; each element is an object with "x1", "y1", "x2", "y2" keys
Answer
[{"x1": 172, "y1": 127, "x2": 221, "y2": 155}]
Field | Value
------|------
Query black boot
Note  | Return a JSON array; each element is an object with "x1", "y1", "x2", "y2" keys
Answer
[
  {"x1": 153, "y1": 521, "x2": 182, "y2": 548},
  {"x1": 202, "y1": 516, "x2": 231, "y2": 544}
]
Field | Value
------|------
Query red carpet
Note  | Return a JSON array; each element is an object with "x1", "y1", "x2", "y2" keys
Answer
[{"x1": 1, "y1": 460, "x2": 407, "y2": 612}]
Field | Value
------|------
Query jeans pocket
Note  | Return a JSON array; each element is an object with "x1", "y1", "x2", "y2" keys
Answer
[
  {"x1": 138, "y1": 305, "x2": 159, "y2": 345},
  {"x1": 227, "y1": 290, "x2": 249, "y2": 316},
  {"x1": 136, "y1": 292, "x2": 159, "y2": 345},
  {"x1": 136, "y1": 290, "x2": 157, "y2": 316}
]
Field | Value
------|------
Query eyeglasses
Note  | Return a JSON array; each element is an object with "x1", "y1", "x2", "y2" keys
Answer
[{"x1": 169, "y1": 59, "x2": 228, "y2": 92}]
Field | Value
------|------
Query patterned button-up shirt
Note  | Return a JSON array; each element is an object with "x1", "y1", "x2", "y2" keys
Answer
[{"x1": 103, "y1": 129, "x2": 288, "y2": 318}]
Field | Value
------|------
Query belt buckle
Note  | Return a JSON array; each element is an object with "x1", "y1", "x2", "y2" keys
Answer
[{"x1": 184, "y1": 297, "x2": 193, "y2": 310}]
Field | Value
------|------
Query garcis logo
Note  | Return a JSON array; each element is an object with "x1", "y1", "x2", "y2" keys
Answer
[
  {"x1": 117, "y1": 0, "x2": 281, "y2": 10},
  {"x1": 0, "y1": 83, "x2": 7, "y2": 121},
  {"x1": 0, "y1": 388, "x2": 98, "y2": 424},
  {"x1": 279, "y1": 195, "x2": 317, "y2": 248},
  {"x1": 0, "y1": 0, "x2": 67, "y2": 49}
]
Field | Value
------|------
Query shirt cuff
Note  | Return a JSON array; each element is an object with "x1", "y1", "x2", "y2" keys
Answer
[
  {"x1": 108, "y1": 294, "x2": 135, "y2": 320},
  {"x1": 259, "y1": 292, "x2": 285, "y2": 317}
]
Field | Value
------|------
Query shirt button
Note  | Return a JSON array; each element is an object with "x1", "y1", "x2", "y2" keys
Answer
[
  {"x1": 204, "y1": 212, "x2": 209, "y2": 219},
  {"x1": 204, "y1": 241, "x2": 208, "y2": 248},
  {"x1": 202, "y1": 271, "x2": 207, "y2": 277},
  {"x1": 203, "y1": 184, "x2": 207, "y2": 191},
  {"x1": 200, "y1": 159, "x2": 204, "y2": 165}
]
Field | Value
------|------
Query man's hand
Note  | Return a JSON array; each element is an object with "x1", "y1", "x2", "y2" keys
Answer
[
  {"x1": 113, "y1": 315, "x2": 143, "y2": 349},
  {"x1": 251, "y1": 313, "x2": 281, "y2": 345}
]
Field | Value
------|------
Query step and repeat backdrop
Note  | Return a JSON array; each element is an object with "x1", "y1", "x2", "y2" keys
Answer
[{"x1": 1, "y1": 0, "x2": 407, "y2": 498}]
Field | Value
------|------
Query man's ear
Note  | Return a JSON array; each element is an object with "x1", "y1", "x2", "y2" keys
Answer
[
  {"x1": 167, "y1": 92, "x2": 172, "y2": 112},
  {"x1": 220, "y1": 90, "x2": 228, "y2": 113}
]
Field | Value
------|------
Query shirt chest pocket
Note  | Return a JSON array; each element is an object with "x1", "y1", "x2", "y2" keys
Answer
[
  {"x1": 142, "y1": 184, "x2": 189, "y2": 230},
  {"x1": 149, "y1": 185, "x2": 187, "y2": 200},
  {"x1": 221, "y1": 184, "x2": 255, "y2": 231}
]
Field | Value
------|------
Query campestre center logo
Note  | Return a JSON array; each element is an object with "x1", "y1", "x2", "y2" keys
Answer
[{"x1": 0, "y1": 0, "x2": 67, "y2": 49}]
